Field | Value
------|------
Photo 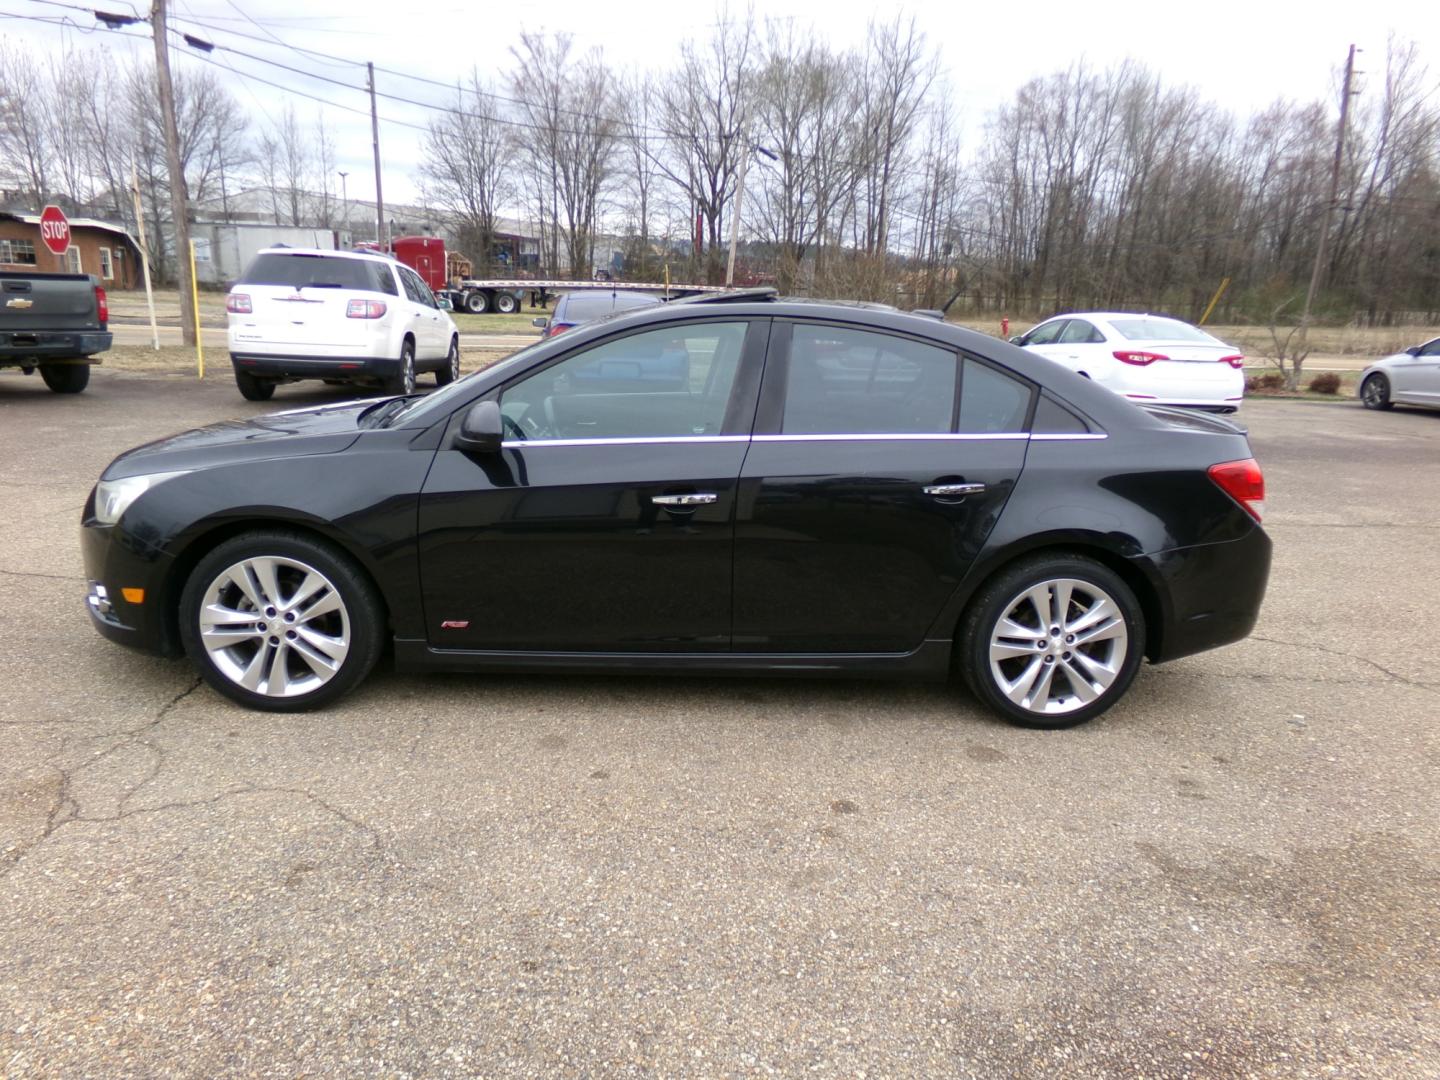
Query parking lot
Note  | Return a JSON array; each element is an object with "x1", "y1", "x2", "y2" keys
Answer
[{"x1": 1, "y1": 369, "x2": 1437, "y2": 1077}]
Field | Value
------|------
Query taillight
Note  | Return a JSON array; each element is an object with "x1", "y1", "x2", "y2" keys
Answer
[
  {"x1": 1219, "y1": 353, "x2": 1245, "y2": 369},
  {"x1": 94, "y1": 285, "x2": 107, "y2": 326},
  {"x1": 1208, "y1": 458, "x2": 1265, "y2": 522},
  {"x1": 226, "y1": 293, "x2": 252, "y2": 314},
  {"x1": 547, "y1": 322, "x2": 573, "y2": 337},
  {"x1": 1113, "y1": 350, "x2": 1168, "y2": 366},
  {"x1": 346, "y1": 299, "x2": 387, "y2": 319}
]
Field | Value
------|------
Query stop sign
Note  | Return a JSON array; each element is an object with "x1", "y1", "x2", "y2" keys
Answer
[{"x1": 39, "y1": 205, "x2": 70, "y2": 256}]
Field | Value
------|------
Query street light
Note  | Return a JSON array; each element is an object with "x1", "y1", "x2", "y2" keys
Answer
[
  {"x1": 338, "y1": 171, "x2": 349, "y2": 242},
  {"x1": 727, "y1": 138, "x2": 778, "y2": 287}
]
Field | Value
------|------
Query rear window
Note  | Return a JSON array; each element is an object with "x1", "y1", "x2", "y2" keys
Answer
[
  {"x1": 240, "y1": 253, "x2": 381, "y2": 291},
  {"x1": 1110, "y1": 317, "x2": 1216, "y2": 343}
]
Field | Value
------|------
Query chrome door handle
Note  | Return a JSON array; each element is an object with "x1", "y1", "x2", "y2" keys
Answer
[
  {"x1": 924, "y1": 483, "x2": 986, "y2": 497},
  {"x1": 652, "y1": 493, "x2": 718, "y2": 507}
]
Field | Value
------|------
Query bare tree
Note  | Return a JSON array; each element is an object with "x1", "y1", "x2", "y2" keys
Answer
[
  {"x1": 0, "y1": 44, "x2": 53, "y2": 205},
  {"x1": 421, "y1": 71, "x2": 511, "y2": 272}
]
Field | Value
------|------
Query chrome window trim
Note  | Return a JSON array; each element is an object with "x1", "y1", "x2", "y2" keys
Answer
[{"x1": 498, "y1": 432, "x2": 1108, "y2": 449}]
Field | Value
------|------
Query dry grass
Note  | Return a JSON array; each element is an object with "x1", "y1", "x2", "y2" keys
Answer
[{"x1": 98, "y1": 345, "x2": 514, "y2": 377}]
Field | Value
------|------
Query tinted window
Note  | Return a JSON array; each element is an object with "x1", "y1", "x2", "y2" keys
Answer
[
  {"x1": 1024, "y1": 320, "x2": 1065, "y2": 346},
  {"x1": 400, "y1": 269, "x2": 433, "y2": 306},
  {"x1": 369, "y1": 262, "x2": 398, "y2": 296},
  {"x1": 782, "y1": 326, "x2": 957, "y2": 435},
  {"x1": 1032, "y1": 393, "x2": 1089, "y2": 434},
  {"x1": 959, "y1": 359, "x2": 1031, "y2": 433},
  {"x1": 1110, "y1": 317, "x2": 1216, "y2": 343},
  {"x1": 1058, "y1": 319, "x2": 1104, "y2": 345},
  {"x1": 501, "y1": 322, "x2": 746, "y2": 440},
  {"x1": 559, "y1": 293, "x2": 610, "y2": 321},
  {"x1": 241, "y1": 253, "x2": 374, "y2": 290},
  {"x1": 1418, "y1": 338, "x2": 1440, "y2": 357}
]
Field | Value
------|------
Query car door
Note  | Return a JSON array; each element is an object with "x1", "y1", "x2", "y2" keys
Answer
[
  {"x1": 1392, "y1": 338, "x2": 1440, "y2": 403},
  {"x1": 1019, "y1": 318, "x2": 1071, "y2": 368},
  {"x1": 414, "y1": 318, "x2": 767, "y2": 652},
  {"x1": 399, "y1": 267, "x2": 445, "y2": 359},
  {"x1": 1055, "y1": 317, "x2": 1109, "y2": 377},
  {"x1": 732, "y1": 321, "x2": 1032, "y2": 653}
]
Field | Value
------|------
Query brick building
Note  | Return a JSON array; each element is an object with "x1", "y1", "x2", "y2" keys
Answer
[{"x1": 0, "y1": 212, "x2": 142, "y2": 289}]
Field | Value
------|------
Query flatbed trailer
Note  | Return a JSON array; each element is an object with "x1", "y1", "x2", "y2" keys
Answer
[{"x1": 440, "y1": 278, "x2": 736, "y2": 315}]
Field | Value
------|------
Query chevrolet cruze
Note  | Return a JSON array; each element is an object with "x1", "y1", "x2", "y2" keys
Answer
[{"x1": 82, "y1": 292, "x2": 1271, "y2": 728}]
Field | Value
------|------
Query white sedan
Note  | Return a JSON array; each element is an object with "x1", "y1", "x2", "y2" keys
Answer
[
  {"x1": 1012, "y1": 312, "x2": 1245, "y2": 412},
  {"x1": 1358, "y1": 337, "x2": 1440, "y2": 412}
]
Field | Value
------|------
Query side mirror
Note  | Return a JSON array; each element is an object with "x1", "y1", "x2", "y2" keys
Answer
[
  {"x1": 1008, "y1": 335, "x2": 1025, "y2": 346},
  {"x1": 1406, "y1": 345, "x2": 1422, "y2": 356},
  {"x1": 532, "y1": 316, "x2": 548, "y2": 329},
  {"x1": 455, "y1": 400, "x2": 504, "y2": 453}
]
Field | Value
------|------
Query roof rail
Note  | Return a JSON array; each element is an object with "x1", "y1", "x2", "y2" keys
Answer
[{"x1": 676, "y1": 286, "x2": 779, "y2": 305}]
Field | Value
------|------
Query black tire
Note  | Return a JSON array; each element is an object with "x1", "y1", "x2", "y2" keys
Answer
[
  {"x1": 1361, "y1": 373, "x2": 1393, "y2": 411},
  {"x1": 234, "y1": 369, "x2": 275, "y2": 401},
  {"x1": 957, "y1": 552, "x2": 1146, "y2": 729},
  {"x1": 465, "y1": 290, "x2": 489, "y2": 314},
  {"x1": 435, "y1": 337, "x2": 461, "y2": 385},
  {"x1": 385, "y1": 339, "x2": 416, "y2": 396},
  {"x1": 494, "y1": 291, "x2": 520, "y2": 314},
  {"x1": 178, "y1": 529, "x2": 385, "y2": 712},
  {"x1": 39, "y1": 363, "x2": 90, "y2": 393}
]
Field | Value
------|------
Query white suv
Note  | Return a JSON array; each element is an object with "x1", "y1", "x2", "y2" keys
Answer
[{"x1": 226, "y1": 247, "x2": 459, "y2": 401}]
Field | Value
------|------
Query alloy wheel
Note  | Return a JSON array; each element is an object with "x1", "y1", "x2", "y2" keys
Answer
[
  {"x1": 198, "y1": 555, "x2": 351, "y2": 698},
  {"x1": 987, "y1": 577, "x2": 1128, "y2": 716}
]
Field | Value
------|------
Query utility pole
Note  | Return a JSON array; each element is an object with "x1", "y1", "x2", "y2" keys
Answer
[
  {"x1": 338, "y1": 170, "x2": 349, "y2": 241},
  {"x1": 1295, "y1": 44, "x2": 1358, "y2": 376},
  {"x1": 726, "y1": 122, "x2": 750, "y2": 288},
  {"x1": 367, "y1": 62, "x2": 385, "y2": 248},
  {"x1": 151, "y1": 0, "x2": 197, "y2": 346}
]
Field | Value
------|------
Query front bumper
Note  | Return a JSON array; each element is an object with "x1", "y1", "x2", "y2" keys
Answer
[
  {"x1": 230, "y1": 352, "x2": 402, "y2": 382},
  {"x1": 0, "y1": 330, "x2": 112, "y2": 363},
  {"x1": 81, "y1": 517, "x2": 180, "y2": 657}
]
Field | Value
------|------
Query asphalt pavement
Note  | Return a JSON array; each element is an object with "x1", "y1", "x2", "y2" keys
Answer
[{"x1": 1, "y1": 369, "x2": 1437, "y2": 1078}]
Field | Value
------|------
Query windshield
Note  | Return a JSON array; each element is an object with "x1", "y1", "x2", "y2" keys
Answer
[
  {"x1": 1109, "y1": 317, "x2": 1218, "y2": 344},
  {"x1": 383, "y1": 339, "x2": 551, "y2": 427},
  {"x1": 240, "y1": 253, "x2": 380, "y2": 291}
]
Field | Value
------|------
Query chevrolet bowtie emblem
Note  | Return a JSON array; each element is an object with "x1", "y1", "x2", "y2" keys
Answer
[{"x1": 5, "y1": 297, "x2": 34, "y2": 309}]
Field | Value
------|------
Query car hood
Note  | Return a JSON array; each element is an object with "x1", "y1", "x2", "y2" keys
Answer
[{"x1": 101, "y1": 398, "x2": 381, "y2": 480}]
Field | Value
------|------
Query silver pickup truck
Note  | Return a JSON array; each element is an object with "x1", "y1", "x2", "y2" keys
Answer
[{"x1": 0, "y1": 271, "x2": 112, "y2": 393}]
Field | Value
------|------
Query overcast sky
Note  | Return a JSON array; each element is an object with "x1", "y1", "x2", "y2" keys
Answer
[{"x1": 6, "y1": 0, "x2": 1437, "y2": 209}]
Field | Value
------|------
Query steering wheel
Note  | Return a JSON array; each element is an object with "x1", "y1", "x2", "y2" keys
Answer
[{"x1": 503, "y1": 411, "x2": 544, "y2": 441}]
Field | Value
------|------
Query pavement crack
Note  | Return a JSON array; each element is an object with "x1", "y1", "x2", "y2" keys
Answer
[
  {"x1": 1249, "y1": 635, "x2": 1437, "y2": 693},
  {"x1": 0, "y1": 566, "x2": 85, "y2": 583}
]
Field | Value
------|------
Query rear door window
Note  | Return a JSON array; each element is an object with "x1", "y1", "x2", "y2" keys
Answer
[
  {"x1": 1058, "y1": 319, "x2": 1104, "y2": 344},
  {"x1": 369, "y1": 262, "x2": 398, "y2": 296},
  {"x1": 780, "y1": 325, "x2": 957, "y2": 435},
  {"x1": 240, "y1": 253, "x2": 373, "y2": 290},
  {"x1": 959, "y1": 359, "x2": 1033, "y2": 433}
]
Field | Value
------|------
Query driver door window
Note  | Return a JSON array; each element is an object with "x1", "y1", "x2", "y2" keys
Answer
[
  {"x1": 500, "y1": 322, "x2": 747, "y2": 441},
  {"x1": 1024, "y1": 321, "x2": 1065, "y2": 346}
]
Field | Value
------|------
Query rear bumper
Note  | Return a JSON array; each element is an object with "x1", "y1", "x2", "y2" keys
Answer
[
  {"x1": 1138, "y1": 525, "x2": 1272, "y2": 663},
  {"x1": 230, "y1": 352, "x2": 401, "y2": 382},
  {"x1": 0, "y1": 330, "x2": 111, "y2": 362}
]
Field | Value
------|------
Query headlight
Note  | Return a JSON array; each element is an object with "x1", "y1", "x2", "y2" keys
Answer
[{"x1": 93, "y1": 471, "x2": 189, "y2": 526}]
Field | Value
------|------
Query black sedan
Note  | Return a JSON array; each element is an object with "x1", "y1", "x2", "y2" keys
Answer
[{"x1": 81, "y1": 294, "x2": 1271, "y2": 727}]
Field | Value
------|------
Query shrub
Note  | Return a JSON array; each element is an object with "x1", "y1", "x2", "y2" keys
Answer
[
  {"x1": 1245, "y1": 373, "x2": 1285, "y2": 391},
  {"x1": 1307, "y1": 371, "x2": 1341, "y2": 395}
]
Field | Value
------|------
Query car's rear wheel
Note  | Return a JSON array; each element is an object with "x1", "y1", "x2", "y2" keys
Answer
[
  {"x1": 234, "y1": 370, "x2": 275, "y2": 401},
  {"x1": 385, "y1": 340, "x2": 416, "y2": 396},
  {"x1": 958, "y1": 553, "x2": 1145, "y2": 728},
  {"x1": 1361, "y1": 373, "x2": 1393, "y2": 410},
  {"x1": 435, "y1": 337, "x2": 460, "y2": 385},
  {"x1": 39, "y1": 362, "x2": 90, "y2": 393},
  {"x1": 494, "y1": 292, "x2": 519, "y2": 314},
  {"x1": 179, "y1": 530, "x2": 384, "y2": 712},
  {"x1": 465, "y1": 291, "x2": 489, "y2": 314}
]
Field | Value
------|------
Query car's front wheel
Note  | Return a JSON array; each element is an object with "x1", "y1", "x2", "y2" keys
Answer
[
  {"x1": 958, "y1": 553, "x2": 1145, "y2": 728},
  {"x1": 1361, "y1": 373, "x2": 1393, "y2": 410},
  {"x1": 179, "y1": 530, "x2": 385, "y2": 712}
]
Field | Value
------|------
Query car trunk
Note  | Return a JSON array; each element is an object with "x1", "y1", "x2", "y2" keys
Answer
[{"x1": 231, "y1": 285, "x2": 374, "y2": 350}]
